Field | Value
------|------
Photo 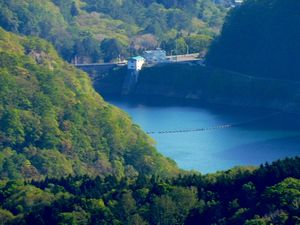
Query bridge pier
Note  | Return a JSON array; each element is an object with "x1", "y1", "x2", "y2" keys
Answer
[{"x1": 121, "y1": 70, "x2": 140, "y2": 95}]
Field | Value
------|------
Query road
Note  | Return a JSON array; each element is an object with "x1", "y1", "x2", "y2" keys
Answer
[{"x1": 166, "y1": 53, "x2": 200, "y2": 62}]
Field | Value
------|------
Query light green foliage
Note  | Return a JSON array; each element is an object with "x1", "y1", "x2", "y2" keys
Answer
[
  {"x1": 175, "y1": 37, "x2": 188, "y2": 55},
  {"x1": 0, "y1": 28, "x2": 179, "y2": 179},
  {"x1": 87, "y1": 198, "x2": 105, "y2": 212},
  {"x1": 245, "y1": 216, "x2": 270, "y2": 225},
  {"x1": 3, "y1": 182, "x2": 55, "y2": 214},
  {"x1": 59, "y1": 210, "x2": 91, "y2": 225},
  {"x1": 169, "y1": 187, "x2": 198, "y2": 223},
  {"x1": 0, "y1": 208, "x2": 15, "y2": 225},
  {"x1": 185, "y1": 34, "x2": 212, "y2": 53},
  {"x1": 149, "y1": 186, "x2": 197, "y2": 224},
  {"x1": 0, "y1": 0, "x2": 73, "y2": 58},
  {"x1": 263, "y1": 178, "x2": 300, "y2": 211},
  {"x1": 0, "y1": 0, "x2": 230, "y2": 62}
]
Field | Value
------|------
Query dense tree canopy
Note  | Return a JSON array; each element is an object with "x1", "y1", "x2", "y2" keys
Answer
[
  {"x1": 0, "y1": 28, "x2": 179, "y2": 180},
  {"x1": 0, "y1": 157, "x2": 299, "y2": 224},
  {"x1": 207, "y1": 0, "x2": 300, "y2": 81},
  {"x1": 0, "y1": 2, "x2": 299, "y2": 225},
  {"x1": 0, "y1": 0, "x2": 233, "y2": 63}
]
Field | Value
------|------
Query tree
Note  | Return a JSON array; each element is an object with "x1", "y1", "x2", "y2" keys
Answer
[
  {"x1": 185, "y1": 34, "x2": 212, "y2": 54},
  {"x1": 169, "y1": 187, "x2": 198, "y2": 224},
  {"x1": 241, "y1": 182, "x2": 257, "y2": 206},
  {"x1": 100, "y1": 38, "x2": 125, "y2": 62},
  {"x1": 150, "y1": 195, "x2": 178, "y2": 225},
  {"x1": 0, "y1": 208, "x2": 15, "y2": 225},
  {"x1": 263, "y1": 178, "x2": 300, "y2": 212},
  {"x1": 175, "y1": 37, "x2": 187, "y2": 55},
  {"x1": 117, "y1": 191, "x2": 137, "y2": 221},
  {"x1": 245, "y1": 216, "x2": 269, "y2": 225},
  {"x1": 1, "y1": 109, "x2": 25, "y2": 147},
  {"x1": 128, "y1": 214, "x2": 148, "y2": 225},
  {"x1": 74, "y1": 37, "x2": 101, "y2": 63}
]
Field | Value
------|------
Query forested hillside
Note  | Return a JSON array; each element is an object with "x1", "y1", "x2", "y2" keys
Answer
[
  {"x1": 1, "y1": 157, "x2": 299, "y2": 224},
  {"x1": 0, "y1": 28, "x2": 179, "y2": 180},
  {"x1": 1, "y1": 1, "x2": 300, "y2": 224},
  {"x1": 0, "y1": 0, "x2": 232, "y2": 63},
  {"x1": 207, "y1": 0, "x2": 300, "y2": 81}
]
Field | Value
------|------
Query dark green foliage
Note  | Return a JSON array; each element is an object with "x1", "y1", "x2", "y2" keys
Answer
[
  {"x1": 207, "y1": 0, "x2": 300, "y2": 81},
  {"x1": 100, "y1": 39, "x2": 125, "y2": 63},
  {"x1": 0, "y1": 157, "x2": 299, "y2": 225},
  {"x1": 74, "y1": 35, "x2": 101, "y2": 62},
  {"x1": 0, "y1": 28, "x2": 179, "y2": 180}
]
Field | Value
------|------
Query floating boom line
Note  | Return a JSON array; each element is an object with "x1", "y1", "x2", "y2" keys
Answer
[
  {"x1": 146, "y1": 112, "x2": 281, "y2": 135},
  {"x1": 146, "y1": 124, "x2": 232, "y2": 134}
]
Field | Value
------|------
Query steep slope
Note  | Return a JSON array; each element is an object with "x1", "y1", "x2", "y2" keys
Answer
[
  {"x1": 207, "y1": 0, "x2": 300, "y2": 81},
  {"x1": 0, "y1": 28, "x2": 179, "y2": 180}
]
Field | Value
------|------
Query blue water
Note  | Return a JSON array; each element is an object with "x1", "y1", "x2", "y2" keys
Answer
[{"x1": 106, "y1": 97, "x2": 300, "y2": 174}]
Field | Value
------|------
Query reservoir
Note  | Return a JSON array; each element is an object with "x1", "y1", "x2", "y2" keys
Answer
[{"x1": 106, "y1": 97, "x2": 300, "y2": 174}]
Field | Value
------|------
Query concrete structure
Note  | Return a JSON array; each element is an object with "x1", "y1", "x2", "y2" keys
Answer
[
  {"x1": 143, "y1": 48, "x2": 166, "y2": 64},
  {"x1": 76, "y1": 62, "x2": 125, "y2": 79},
  {"x1": 127, "y1": 56, "x2": 145, "y2": 71}
]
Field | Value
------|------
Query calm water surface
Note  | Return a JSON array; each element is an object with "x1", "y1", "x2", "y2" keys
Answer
[{"x1": 106, "y1": 97, "x2": 300, "y2": 174}]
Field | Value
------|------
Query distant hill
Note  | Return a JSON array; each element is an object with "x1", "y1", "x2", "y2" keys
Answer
[
  {"x1": 0, "y1": 0, "x2": 230, "y2": 63},
  {"x1": 207, "y1": 0, "x2": 300, "y2": 81},
  {"x1": 0, "y1": 28, "x2": 179, "y2": 180}
]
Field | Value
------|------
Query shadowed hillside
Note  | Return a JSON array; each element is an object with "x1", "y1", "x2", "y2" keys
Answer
[{"x1": 207, "y1": 0, "x2": 300, "y2": 81}]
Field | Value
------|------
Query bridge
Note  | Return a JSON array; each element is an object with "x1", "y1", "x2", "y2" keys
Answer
[
  {"x1": 75, "y1": 62, "x2": 126, "y2": 79},
  {"x1": 75, "y1": 62, "x2": 126, "y2": 68},
  {"x1": 75, "y1": 54, "x2": 204, "y2": 95},
  {"x1": 166, "y1": 53, "x2": 202, "y2": 62},
  {"x1": 75, "y1": 53, "x2": 203, "y2": 77}
]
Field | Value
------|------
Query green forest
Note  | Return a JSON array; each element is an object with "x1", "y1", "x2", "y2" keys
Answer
[
  {"x1": 0, "y1": 0, "x2": 232, "y2": 63},
  {"x1": 0, "y1": 0, "x2": 300, "y2": 224},
  {"x1": 1, "y1": 157, "x2": 300, "y2": 224},
  {"x1": 0, "y1": 28, "x2": 179, "y2": 180},
  {"x1": 207, "y1": 0, "x2": 300, "y2": 81}
]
